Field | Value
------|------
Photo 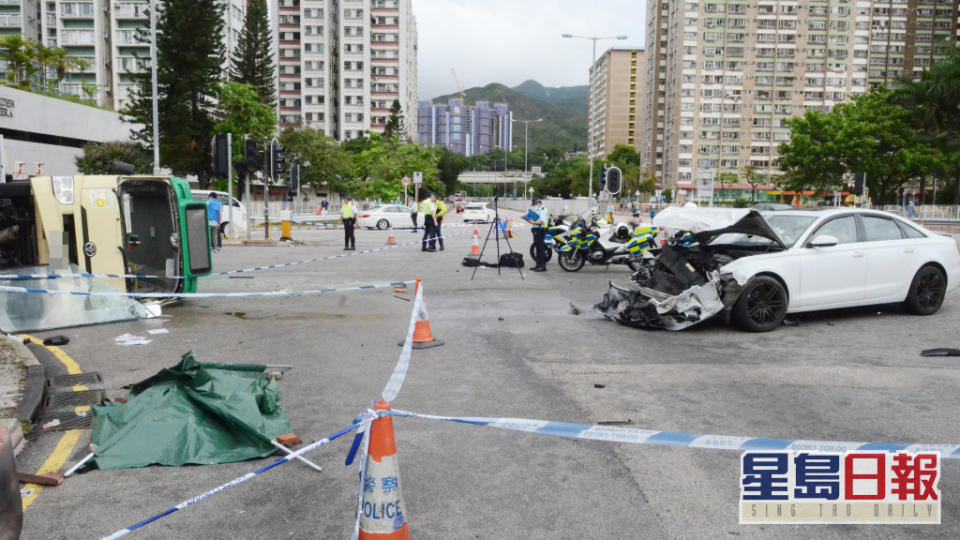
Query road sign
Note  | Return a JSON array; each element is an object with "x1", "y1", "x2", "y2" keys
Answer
[
  {"x1": 413, "y1": 171, "x2": 423, "y2": 185},
  {"x1": 401, "y1": 176, "x2": 411, "y2": 186}
]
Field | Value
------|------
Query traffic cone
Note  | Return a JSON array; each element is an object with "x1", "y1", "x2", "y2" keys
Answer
[
  {"x1": 469, "y1": 227, "x2": 482, "y2": 256},
  {"x1": 400, "y1": 278, "x2": 443, "y2": 349},
  {"x1": 358, "y1": 400, "x2": 410, "y2": 540},
  {"x1": 386, "y1": 224, "x2": 397, "y2": 245}
]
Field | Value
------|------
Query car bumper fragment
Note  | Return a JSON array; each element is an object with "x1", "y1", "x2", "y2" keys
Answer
[{"x1": 594, "y1": 273, "x2": 726, "y2": 330}]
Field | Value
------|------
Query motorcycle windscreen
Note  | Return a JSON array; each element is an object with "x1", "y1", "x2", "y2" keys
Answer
[{"x1": 0, "y1": 264, "x2": 149, "y2": 332}]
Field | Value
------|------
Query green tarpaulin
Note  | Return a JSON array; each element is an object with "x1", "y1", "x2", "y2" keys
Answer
[{"x1": 90, "y1": 351, "x2": 293, "y2": 470}]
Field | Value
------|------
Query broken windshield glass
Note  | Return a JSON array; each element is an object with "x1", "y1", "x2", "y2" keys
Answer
[{"x1": 0, "y1": 264, "x2": 149, "y2": 332}]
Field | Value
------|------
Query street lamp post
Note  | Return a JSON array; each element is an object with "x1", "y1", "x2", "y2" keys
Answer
[
  {"x1": 561, "y1": 33, "x2": 627, "y2": 201},
  {"x1": 150, "y1": 0, "x2": 160, "y2": 175},
  {"x1": 520, "y1": 118, "x2": 543, "y2": 202}
]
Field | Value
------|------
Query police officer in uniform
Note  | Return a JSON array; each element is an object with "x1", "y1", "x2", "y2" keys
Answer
[
  {"x1": 420, "y1": 193, "x2": 438, "y2": 251},
  {"x1": 435, "y1": 196, "x2": 448, "y2": 251},
  {"x1": 341, "y1": 195, "x2": 356, "y2": 251},
  {"x1": 529, "y1": 197, "x2": 549, "y2": 272}
]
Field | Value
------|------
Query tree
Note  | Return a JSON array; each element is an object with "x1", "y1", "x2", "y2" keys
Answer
[
  {"x1": 212, "y1": 82, "x2": 276, "y2": 198},
  {"x1": 0, "y1": 35, "x2": 36, "y2": 87},
  {"x1": 122, "y1": 0, "x2": 225, "y2": 187},
  {"x1": 351, "y1": 134, "x2": 441, "y2": 201},
  {"x1": 741, "y1": 165, "x2": 765, "y2": 202},
  {"x1": 76, "y1": 142, "x2": 153, "y2": 174},
  {"x1": 716, "y1": 172, "x2": 738, "y2": 203},
  {"x1": 434, "y1": 146, "x2": 467, "y2": 196},
  {"x1": 229, "y1": 0, "x2": 275, "y2": 108},
  {"x1": 279, "y1": 127, "x2": 354, "y2": 195},
  {"x1": 383, "y1": 100, "x2": 405, "y2": 140}
]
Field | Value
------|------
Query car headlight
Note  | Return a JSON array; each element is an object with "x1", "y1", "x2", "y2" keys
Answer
[{"x1": 52, "y1": 176, "x2": 74, "y2": 205}]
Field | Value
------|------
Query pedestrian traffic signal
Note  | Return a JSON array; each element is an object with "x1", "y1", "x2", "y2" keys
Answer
[
  {"x1": 211, "y1": 134, "x2": 229, "y2": 178},
  {"x1": 605, "y1": 166, "x2": 622, "y2": 195},
  {"x1": 238, "y1": 138, "x2": 259, "y2": 175},
  {"x1": 598, "y1": 165, "x2": 609, "y2": 192},
  {"x1": 270, "y1": 139, "x2": 286, "y2": 181}
]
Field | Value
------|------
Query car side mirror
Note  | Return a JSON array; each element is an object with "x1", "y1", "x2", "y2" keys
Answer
[{"x1": 808, "y1": 234, "x2": 839, "y2": 248}]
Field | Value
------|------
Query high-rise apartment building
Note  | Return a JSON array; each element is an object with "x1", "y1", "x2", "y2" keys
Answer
[
  {"x1": 417, "y1": 98, "x2": 512, "y2": 156},
  {"x1": 588, "y1": 48, "x2": 644, "y2": 159},
  {"x1": 1, "y1": 0, "x2": 245, "y2": 110},
  {"x1": 640, "y1": 0, "x2": 960, "y2": 198},
  {"x1": 273, "y1": 0, "x2": 418, "y2": 141}
]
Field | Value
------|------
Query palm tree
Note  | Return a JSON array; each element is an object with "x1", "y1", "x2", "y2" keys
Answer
[
  {"x1": 0, "y1": 34, "x2": 37, "y2": 87},
  {"x1": 47, "y1": 48, "x2": 88, "y2": 95}
]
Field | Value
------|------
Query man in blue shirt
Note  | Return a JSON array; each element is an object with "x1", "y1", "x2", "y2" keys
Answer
[
  {"x1": 527, "y1": 198, "x2": 550, "y2": 272},
  {"x1": 206, "y1": 192, "x2": 222, "y2": 252}
]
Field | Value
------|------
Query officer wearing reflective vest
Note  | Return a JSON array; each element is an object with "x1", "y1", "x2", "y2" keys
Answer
[
  {"x1": 341, "y1": 195, "x2": 356, "y2": 251},
  {"x1": 528, "y1": 198, "x2": 550, "y2": 272},
  {"x1": 436, "y1": 197, "x2": 447, "y2": 251},
  {"x1": 420, "y1": 194, "x2": 438, "y2": 251}
]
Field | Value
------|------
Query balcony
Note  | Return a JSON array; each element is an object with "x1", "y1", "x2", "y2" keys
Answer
[
  {"x1": 0, "y1": 14, "x2": 21, "y2": 27},
  {"x1": 114, "y1": 2, "x2": 149, "y2": 19}
]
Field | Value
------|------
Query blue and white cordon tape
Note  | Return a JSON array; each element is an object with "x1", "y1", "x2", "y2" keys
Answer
[
  {"x1": 388, "y1": 409, "x2": 960, "y2": 458},
  {"x1": 0, "y1": 280, "x2": 414, "y2": 299}
]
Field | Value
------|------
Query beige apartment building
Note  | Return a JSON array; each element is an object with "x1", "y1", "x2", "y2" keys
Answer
[
  {"x1": 640, "y1": 0, "x2": 960, "y2": 201},
  {"x1": 588, "y1": 48, "x2": 645, "y2": 158}
]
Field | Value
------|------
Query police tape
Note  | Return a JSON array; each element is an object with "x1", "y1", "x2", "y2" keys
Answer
[
  {"x1": 98, "y1": 420, "x2": 368, "y2": 540},
  {"x1": 216, "y1": 230, "x2": 471, "y2": 276},
  {"x1": 0, "y1": 280, "x2": 414, "y2": 299},
  {"x1": 0, "y1": 272, "x2": 185, "y2": 281},
  {"x1": 380, "y1": 284, "x2": 424, "y2": 402},
  {"x1": 387, "y1": 409, "x2": 960, "y2": 458}
]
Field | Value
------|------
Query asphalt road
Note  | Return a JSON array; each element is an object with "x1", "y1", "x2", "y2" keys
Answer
[{"x1": 16, "y1": 210, "x2": 960, "y2": 539}]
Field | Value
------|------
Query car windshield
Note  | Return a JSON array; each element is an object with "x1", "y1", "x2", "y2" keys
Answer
[{"x1": 709, "y1": 215, "x2": 817, "y2": 248}]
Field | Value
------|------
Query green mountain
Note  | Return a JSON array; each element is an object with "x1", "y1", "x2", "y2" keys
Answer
[
  {"x1": 431, "y1": 81, "x2": 587, "y2": 152},
  {"x1": 511, "y1": 80, "x2": 588, "y2": 114}
]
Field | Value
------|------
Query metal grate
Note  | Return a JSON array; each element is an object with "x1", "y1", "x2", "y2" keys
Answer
[
  {"x1": 38, "y1": 411, "x2": 95, "y2": 431},
  {"x1": 47, "y1": 373, "x2": 103, "y2": 388},
  {"x1": 44, "y1": 390, "x2": 105, "y2": 408}
]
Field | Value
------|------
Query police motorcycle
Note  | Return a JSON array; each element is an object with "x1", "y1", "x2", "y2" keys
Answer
[
  {"x1": 528, "y1": 209, "x2": 578, "y2": 263},
  {"x1": 557, "y1": 213, "x2": 660, "y2": 272}
]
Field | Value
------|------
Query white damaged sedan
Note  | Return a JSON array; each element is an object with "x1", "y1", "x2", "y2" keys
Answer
[{"x1": 596, "y1": 207, "x2": 960, "y2": 332}]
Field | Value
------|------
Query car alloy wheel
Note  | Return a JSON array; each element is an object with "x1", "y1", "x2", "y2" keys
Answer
[
  {"x1": 733, "y1": 276, "x2": 787, "y2": 332},
  {"x1": 377, "y1": 218, "x2": 389, "y2": 230},
  {"x1": 905, "y1": 265, "x2": 947, "y2": 315}
]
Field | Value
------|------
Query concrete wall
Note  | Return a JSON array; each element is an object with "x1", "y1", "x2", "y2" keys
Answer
[{"x1": 0, "y1": 86, "x2": 135, "y2": 177}]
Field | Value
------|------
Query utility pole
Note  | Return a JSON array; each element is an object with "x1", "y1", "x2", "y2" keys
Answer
[
  {"x1": 227, "y1": 133, "x2": 233, "y2": 232},
  {"x1": 150, "y1": 0, "x2": 160, "y2": 175}
]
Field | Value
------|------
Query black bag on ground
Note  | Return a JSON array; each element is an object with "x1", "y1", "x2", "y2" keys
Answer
[
  {"x1": 499, "y1": 253, "x2": 524, "y2": 268},
  {"x1": 462, "y1": 257, "x2": 481, "y2": 267}
]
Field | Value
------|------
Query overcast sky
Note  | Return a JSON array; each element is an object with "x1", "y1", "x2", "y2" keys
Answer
[{"x1": 411, "y1": 0, "x2": 647, "y2": 100}]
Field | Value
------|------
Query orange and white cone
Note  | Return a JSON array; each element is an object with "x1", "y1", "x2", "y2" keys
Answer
[
  {"x1": 469, "y1": 227, "x2": 482, "y2": 256},
  {"x1": 399, "y1": 278, "x2": 443, "y2": 349},
  {"x1": 358, "y1": 401, "x2": 410, "y2": 540},
  {"x1": 506, "y1": 218, "x2": 514, "y2": 238},
  {"x1": 386, "y1": 224, "x2": 397, "y2": 245}
]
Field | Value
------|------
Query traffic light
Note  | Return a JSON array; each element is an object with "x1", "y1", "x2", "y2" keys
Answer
[
  {"x1": 211, "y1": 134, "x2": 229, "y2": 178},
  {"x1": 853, "y1": 172, "x2": 866, "y2": 196},
  {"x1": 597, "y1": 165, "x2": 609, "y2": 192},
  {"x1": 289, "y1": 164, "x2": 300, "y2": 193},
  {"x1": 270, "y1": 138, "x2": 286, "y2": 181},
  {"x1": 237, "y1": 138, "x2": 259, "y2": 175},
  {"x1": 605, "y1": 166, "x2": 622, "y2": 195}
]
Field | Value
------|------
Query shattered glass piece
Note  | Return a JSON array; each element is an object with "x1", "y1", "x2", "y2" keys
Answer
[{"x1": 0, "y1": 264, "x2": 148, "y2": 332}]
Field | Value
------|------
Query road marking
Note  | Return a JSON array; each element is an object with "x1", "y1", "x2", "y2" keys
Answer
[{"x1": 17, "y1": 334, "x2": 88, "y2": 510}]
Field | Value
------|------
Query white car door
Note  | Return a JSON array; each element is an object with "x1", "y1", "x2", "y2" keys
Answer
[
  {"x1": 860, "y1": 214, "x2": 917, "y2": 301},
  {"x1": 798, "y1": 215, "x2": 866, "y2": 308}
]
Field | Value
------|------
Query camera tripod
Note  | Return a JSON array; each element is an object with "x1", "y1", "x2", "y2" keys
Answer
[{"x1": 470, "y1": 196, "x2": 524, "y2": 281}]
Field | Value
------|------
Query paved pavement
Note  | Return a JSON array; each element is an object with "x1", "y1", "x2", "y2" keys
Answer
[{"x1": 13, "y1": 209, "x2": 960, "y2": 539}]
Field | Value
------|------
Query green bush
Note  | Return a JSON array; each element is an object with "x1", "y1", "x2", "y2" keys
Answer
[{"x1": 733, "y1": 198, "x2": 750, "y2": 208}]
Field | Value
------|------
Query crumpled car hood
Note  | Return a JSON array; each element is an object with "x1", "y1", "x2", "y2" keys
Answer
[{"x1": 653, "y1": 207, "x2": 785, "y2": 249}]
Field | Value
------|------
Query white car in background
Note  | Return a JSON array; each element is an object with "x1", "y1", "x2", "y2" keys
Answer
[
  {"x1": 462, "y1": 202, "x2": 495, "y2": 223},
  {"x1": 357, "y1": 205, "x2": 421, "y2": 229},
  {"x1": 191, "y1": 190, "x2": 247, "y2": 237},
  {"x1": 597, "y1": 207, "x2": 960, "y2": 332}
]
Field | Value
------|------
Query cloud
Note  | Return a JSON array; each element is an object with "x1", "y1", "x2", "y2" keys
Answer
[{"x1": 411, "y1": 0, "x2": 647, "y2": 99}]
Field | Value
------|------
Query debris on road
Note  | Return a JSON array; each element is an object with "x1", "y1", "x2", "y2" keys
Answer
[
  {"x1": 41, "y1": 336, "x2": 69, "y2": 346},
  {"x1": 114, "y1": 334, "x2": 151, "y2": 346}
]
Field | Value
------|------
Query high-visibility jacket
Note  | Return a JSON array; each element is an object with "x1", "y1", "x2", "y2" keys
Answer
[
  {"x1": 437, "y1": 200, "x2": 447, "y2": 218},
  {"x1": 410, "y1": 202, "x2": 419, "y2": 213},
  {"x1": 342, "y1": 202, "x2": 355, "y2": 219},
  {"x1": 420, "y1": 200, "x2": 436, "y2": 214}
]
